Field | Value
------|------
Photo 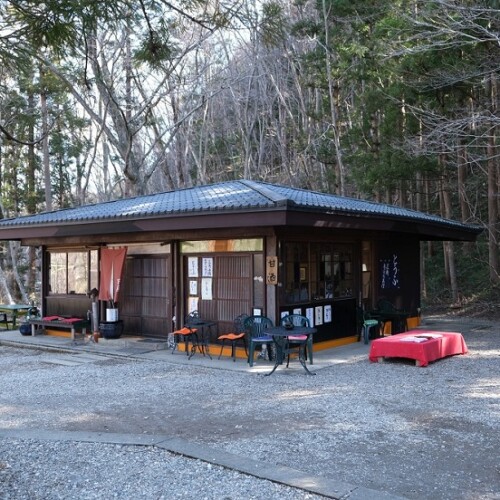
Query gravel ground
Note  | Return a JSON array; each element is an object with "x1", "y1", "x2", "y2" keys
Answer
[{"x1": 0, "y1": 315, "x2": 499, "y2": 499}]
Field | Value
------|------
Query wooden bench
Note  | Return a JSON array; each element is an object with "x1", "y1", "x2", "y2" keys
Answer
[{"x1": 28, "y1": 317, "x2": 90, "y2": 341}]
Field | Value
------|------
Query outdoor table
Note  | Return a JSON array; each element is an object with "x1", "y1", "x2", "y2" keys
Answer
[
  {"x1": 368, "y1": 310, "x2": 409, "y2": 334},
  {"x1": 0, "y1": 304, "x2": 32, "y2": 328},
  {"x1": 263, "y1": 326, "x2": 316, "y2": 376},
  {"x1": 369, "y1": 330, "x2": 468, "y2": 367},
  {"x1": 185, "y1": 318, "x2": 217, "y2": 359}
]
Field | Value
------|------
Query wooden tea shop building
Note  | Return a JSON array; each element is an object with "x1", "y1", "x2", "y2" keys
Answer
[{"x1": 0, "y1": 180, "x2": 482, "y2": 348}]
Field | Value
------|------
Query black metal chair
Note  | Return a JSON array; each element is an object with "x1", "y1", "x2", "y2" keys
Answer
[
  {"x1": 171, "y1": 311, "x2": 199, "y2": 358},
  {"x1": 280, "y1": 314, "x2": 314, "y2": 366},
  {"x1": 244, "y1": 315, "x2": 274, "y2": 366},
  {"x1": 217, "y1": 314, "x2": 249, "y2": 361}
]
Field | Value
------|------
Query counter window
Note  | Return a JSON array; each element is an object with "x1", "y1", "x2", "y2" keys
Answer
[
  {"x1": 48, "y1": 250, "x2": 98, "y2": 295},
  {"x1": 283, "y1": 242, "x2": 355, "y2": 304}
]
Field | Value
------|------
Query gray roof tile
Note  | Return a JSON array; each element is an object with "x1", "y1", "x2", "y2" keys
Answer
[{"x1": 0, "y1": 180, "x2": 481, "y2": 234}]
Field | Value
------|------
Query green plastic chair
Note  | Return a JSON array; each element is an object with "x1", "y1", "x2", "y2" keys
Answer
[
  {"x1": 244, "y1": 315, "x2": 274, "y2": 366},
  {"x1": 357, "y1": 307, "x2": 380, "y2": 344},
  {"x1": 280, "y1": 314, "x2": 314, "y2": 365}
]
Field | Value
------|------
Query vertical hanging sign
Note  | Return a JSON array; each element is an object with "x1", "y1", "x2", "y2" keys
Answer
[
  {"x1": 380, "y1": 253, "x2": 400, "y2": 289},
  {"x1": 266, "y1": 256, "x2": 278, "y2": 285}
]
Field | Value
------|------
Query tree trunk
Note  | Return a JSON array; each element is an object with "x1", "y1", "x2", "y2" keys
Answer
[
  {"x1": 0, "y1": 264, "x2": 13, "y2": 303},
  {"x1": 416, "y1": 171, "x2": 426, "y2": 299},
  {"x1": 40, "y1": 68, "x2": 52, "y2": 211},
  {"x1": 27, "y1": 88, "x2": 38, "y2": 296},
  {"x1": 457, "y1": 140, "x2": 473, "y2": 254},
  {"x1": 8, "y1": 241, "x2": 28, "y2": 302},
  {"x1": 321, "y1": 0, "x2": 345, "y2": 195},
  {"x1": 439, "y1": 155, "x2": 459, "y2": 303},
  {"x1": 444, "y1": 240, "x2": 458, "y2": 304},
  {"x1": 487, "y1": 73, "x2": 499, "y2": 284}
]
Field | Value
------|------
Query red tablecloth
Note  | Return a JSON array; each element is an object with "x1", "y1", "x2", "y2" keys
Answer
[{"x1": 369, "y1": 330, "x2": 468, "y2": 367}]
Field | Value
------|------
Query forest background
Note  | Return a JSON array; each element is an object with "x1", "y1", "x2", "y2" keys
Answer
[{"x1": 0, "y1": 0, "x2": 498, "y2": 318}]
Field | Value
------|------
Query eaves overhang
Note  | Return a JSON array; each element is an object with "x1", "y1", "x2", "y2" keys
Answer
[
  {"x1": 282, "y1": 209, "x2": 482, "y2": 241},
  {"x1": 0, "y1": 180, "x2": 483, "y2": 244}
]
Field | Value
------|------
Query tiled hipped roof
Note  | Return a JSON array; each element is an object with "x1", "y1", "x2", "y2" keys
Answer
[{"x1": 0, "y1": 180, "x2": 480, "y2": 236}]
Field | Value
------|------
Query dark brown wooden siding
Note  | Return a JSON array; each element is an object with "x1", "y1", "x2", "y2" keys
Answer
[
  {"x1": 120, "y1": 255, "x2": 171, "y2": 337},
  {"x1": 374, "y1": 239, "x2": 420, "y2": 315},
  {"x1": 45, "y1": 295, "x2": 92, "y2": 318}
]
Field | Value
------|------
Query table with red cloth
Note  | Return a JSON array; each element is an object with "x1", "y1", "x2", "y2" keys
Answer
[{"x1": 369, "y1": 330, "x2": 468, "y2": 367}]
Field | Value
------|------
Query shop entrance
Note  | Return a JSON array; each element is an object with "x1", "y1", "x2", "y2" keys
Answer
[{"x1": 120, "y1": 255, "x2": 171, "y2": 337}]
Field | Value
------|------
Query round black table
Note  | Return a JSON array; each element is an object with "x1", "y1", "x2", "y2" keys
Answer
[{"x1": 183, "y1": 319, "x2": 216, "y2": 359}]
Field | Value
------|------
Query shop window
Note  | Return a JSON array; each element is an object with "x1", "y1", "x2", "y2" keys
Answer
[
  {"x1": 284, "y1": 242, "x2": 309, "y2": 303},
  {"x1": 313, "y1": 245, "x2": 334, "y2": 300},
  {"x1": 362, "y1": 241, "x2": 372, "y2": 304},
  {"x1": 48, "y1": 250, "x2": 98, "y2": 295},
  {"x1": 284, "y1": 242, "x2": 354, "y2": 304},
  {"x1": 332, "y1": 248, "x2": 354, "y2": 298}
]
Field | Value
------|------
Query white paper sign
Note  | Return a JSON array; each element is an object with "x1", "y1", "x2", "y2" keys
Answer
[
  {"x1": 189, "y1": 280, "x2": 197, "y2": 296},
  {"x1": 188, "y1": 257, "x2": 198, "y2": 277},
  {"x1": 188, "y1": 297, "x2": 199, "y2": 313},
  {"x1": 324, "y1": 305, "x2": 332, "y2": 323},
  {"x1": 315, "y1": 306, "x2": 323, "y2": 326},
  {"x1": 201, "y1": 278, "x2": 213, "y2": 300},
  {"x1": 306, "y1": 308, "x2": 314, "y2": 327},
  {"x1": 202, "y1": 257, "x2": 213, "y2": 277}
]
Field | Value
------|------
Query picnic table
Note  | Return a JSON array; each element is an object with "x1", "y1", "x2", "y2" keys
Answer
[{"x1": 0, "y1": 304, "x2": 32, "y2": 329}]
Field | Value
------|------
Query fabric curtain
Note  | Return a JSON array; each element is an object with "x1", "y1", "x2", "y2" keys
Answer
[{"x1": 98, "y1": 247, "x2": 128, "y2": 306}]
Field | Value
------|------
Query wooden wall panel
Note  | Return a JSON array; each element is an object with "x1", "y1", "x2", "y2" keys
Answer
[
  {"x1": 120, "y1": 255, "x2": 171, "y2": 337},
  {"x1": 45, "y1": 296, "x2": 91, "y2": 317},
  {"x1": 184, "y1": 254, "x2": 255, "y2": 328}
]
